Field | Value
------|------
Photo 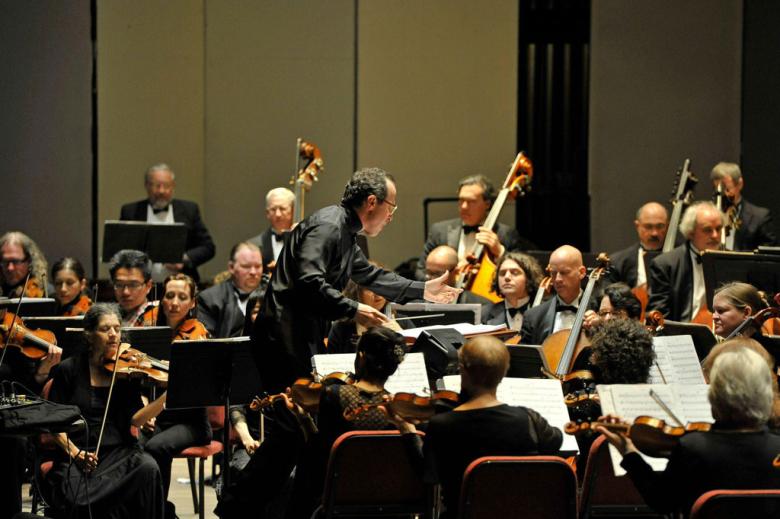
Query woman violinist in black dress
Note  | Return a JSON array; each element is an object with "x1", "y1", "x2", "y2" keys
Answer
[{"x1": 46, "y1": 303, "x2": 165, "y2": 518}]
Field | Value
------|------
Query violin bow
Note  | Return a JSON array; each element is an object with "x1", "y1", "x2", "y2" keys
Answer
[{"x1": 95, "y1": 342, "x2": 130, "y2": 460}]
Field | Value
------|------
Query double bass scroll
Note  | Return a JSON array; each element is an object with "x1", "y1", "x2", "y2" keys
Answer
[{"x1": 291, "y1": 138, "x2": 325, "y2": 224}]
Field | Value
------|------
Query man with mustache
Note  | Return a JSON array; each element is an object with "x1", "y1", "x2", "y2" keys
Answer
[{"x1": 607, "y1": 202, "x2": 669, "y2": 290}]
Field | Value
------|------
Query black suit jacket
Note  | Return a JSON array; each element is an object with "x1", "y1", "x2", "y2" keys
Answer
[
  {"x1": 196, "y1": 280, "x2": 246, "y2": 339},
  {"x1": 248, "y1": 228, "x2": 276, "y2": 269},
  {"x1": 415, "y1": 217, "x2": 534, "y2": 280},
  {"x1": 607, "y1": 243, "x2": 663, "y2": 287},
  {"x1": 120, "y1": 198, "x2": 215, "y2": 281},
  {"x1": 646, "y1": 243, "x2": 693, "y2": 322},
  {"x1": 734, "y1": 199, "x2": 777, "y2": 251},
  {"x1": 519, "y1": 297, "x2": 558, "y2": 345}
]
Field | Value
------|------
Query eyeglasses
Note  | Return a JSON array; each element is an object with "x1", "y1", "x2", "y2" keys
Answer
[
  {"x1": 383, "y1": 199, "x2": 398, "y2": 215},
  {"x1": 0, "y1": 258, "x2": 28, "y2": 268},
  {"x1": 113, "y1": 281, "x2": 145, "y2": 291}
]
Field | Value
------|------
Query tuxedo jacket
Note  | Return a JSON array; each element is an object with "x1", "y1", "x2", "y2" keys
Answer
[
  {"x1": 248, "y1": 228, "x2": 276, "y2": 269},
  {"x1": 646, "y1": 243, "x2": 693, "y2": 322},
  {"x1": 196, "y1": 280, "x2": 246, "y2": 339},
  {"x1": 607, "y1": 243, "x2": 642, "y2": 287},
  {"x1": 734, "y1": 199, "x2": 777, "y2": 251},
  {"x1": 519, "y1": 297, "x2": 558, "y2": 345},
  {"x1": 120, "y1": 198, "x2": 215, "y2": 281},
  {"x1": 415, "y1": 217, "x2": 533, "y2": 280}
]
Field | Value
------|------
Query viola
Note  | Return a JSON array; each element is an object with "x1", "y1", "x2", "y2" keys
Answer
[
  {"x1": 103, "y1": 344, "x2": 169, "y2": 387},
  {"x1": 250, "y1": 371, "x2": 356, "y2": 413},
  {"x1": 0, "y1": 310, "x2": 57, "y2": 360},
  {"x1": 456, "y1": 152, "x2": 533, "y2": 303},
  {"x1": 645, "y1": 309, "x2": 665, "y2": 335},
  {"x1": 725, "y1": 295, "x2": 780, "y2": 340},
  {"x1": 343, "y1": 390, "x2": 460, "y2": 422},
  {"x1": 564, "y1": 416, "x2": 711, "y2": 458}
]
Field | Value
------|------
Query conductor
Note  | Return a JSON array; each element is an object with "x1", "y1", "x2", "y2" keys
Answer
[{"x1": 252, "y1": 167, "x2": 460, "y2": 393}]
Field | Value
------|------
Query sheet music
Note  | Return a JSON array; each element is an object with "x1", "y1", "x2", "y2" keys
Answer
[
  {"x1": 648, "y1": 335, "x2": 705, "y2": 385},
  {"x1": 399, "y1": 323, "x2": 507, "y2": 340},
  {"x1": 442, "y1": 375, "x2": 578, "y2": 452},
  {"x1": 597, "y1": 383, "x2": 711, "y2": 474},
  {"x1": 312, "y1": 352, "x2": 430, "y2": 395}
]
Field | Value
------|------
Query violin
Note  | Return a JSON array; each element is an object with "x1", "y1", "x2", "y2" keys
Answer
[
  {"x1": 0, "y1": 309, "x2": 57, "y2": 360},
  {"x1": 645, "y1": 309, "x2": 665, "y2": 335},
  {"x1": 250, "y1": 371, "x2": 356, "y2": 413},
  {"x1": 456, "y1": 152, "x2": 533, "y2": 303},
  {"x1": 540, "y1": 253, "x2": 610, "y2": 389},
  {"x1": 103, "y1": 344, "x2": 169, "y2": 387},
  {"x1": 564, "y1": 416, "x2": 711, "y2": 458},
  {"x1": 343, "y1": 390, "x2": 460, "y2": 422}
]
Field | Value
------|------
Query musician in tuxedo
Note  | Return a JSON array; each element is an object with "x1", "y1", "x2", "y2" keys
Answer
[
  {"x1": 248, "y1": 187, "x2": 295, "y2": 270},
  {"x1": 710, "y1": 162, "x2": 777, "y2": 251},
  {"x1": 415, "y1": 174, "x2": 532, "y2": 280},
  {"x1": 647, "y1": 201, "x2": 725, "y2": 322},
  {"x1": 252, "y1": 167, "x2": 460, "y2": 394},
  {"x1": 482, "y1": 252, "x2": 543, "y2": 331},
  {"x1": 197, "y1": 242, "x2": 263, "y2": 338},
  {"x1": 120, "y1": 163, "x2": 215, "y2": 282},
  {"x1": 520, "y1": 245, "x2": 586, "y2": 345},
  {"x1": 423, "y1": 245, "x2": 492, "y2": 305},
  {"x1": 607, "y1": 202, "x2": 668, "y2": 288}
]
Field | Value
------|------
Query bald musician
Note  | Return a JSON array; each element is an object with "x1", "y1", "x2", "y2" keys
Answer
[
  {"x1": 392, "y1": 335, "x2": 562, "y2": 519},
  {"x1": 647, "y1": 201, "x2": 724, "y2": 322},
  {"x1": 424, "y1": 245, "x2": 491, "y2": 305},
  {"x1": 608, "y1": 202, "x2": 668, "y2": 289},
  {"x1": 710, "y1": 162, "x2": 776, "y2": 251},
  {"x1": 415, "y1": 175, "x2": 531, "y2": 280},
  {"x1": 520, "y1": 245, "x2": 586, "y2": 345}
]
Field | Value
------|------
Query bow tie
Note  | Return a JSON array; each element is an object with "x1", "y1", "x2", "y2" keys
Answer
[
  {"x1": 462, "y1": 225, "x2": 480, "y2": 234},
  {"x1": 507, "y1": 306, "x2": 523, "y2": 318},
  {"x1": 272, "y1": 230, "x2": 285, "y2": 241},
  {"x1": 556, "y1": 304, "x2": 578, "y2": 313},
  {"x1": 235, "y1": 289, "x2": 252, "y2": 302},
  {"x1": 152, "y1": 205, "x2": 169, "y2": 214},
  {"x1": 693, "y1": 253, "x2": 703, "y2": 265}
]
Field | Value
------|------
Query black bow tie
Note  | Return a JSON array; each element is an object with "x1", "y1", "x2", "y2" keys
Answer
[
  {"x1": 556, "y1": 304, "x2": 578, "y2": 313},
  {"x1": 236, "y1": 290, "x2": 252, "y2": 302},
  {"x1": 507, "y1": 306, "x2": 523, "y2": 318},
  {"x1": 693, "y1": 253, "x2": 703, "y2": 265},
  {"x1": 152, "y1": 205, "x2": 169, "y2": 214},
  {"x1": 462, "y1": 225, "x2": 480, "y2": 234},
  {"x1": 272, "y1": 230, "x2": 285, "y2": 241}
]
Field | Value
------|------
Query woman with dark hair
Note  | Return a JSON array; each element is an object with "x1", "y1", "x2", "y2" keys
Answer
[
  {"x1": 46, "y1": 303, "x2": 165, "y2": 518},
  {"x1": 583, "y1": 282, "x2": 642, "y2": 330},
  {"x1": 482, "y1": 252, "x2": 543, "y2": 330},
  {"x1": 143, "y1": 273, "x2": 211, "y2": 519},
  {"x1": 51, "y1": 257, "x2": 93, "y2": 316}
]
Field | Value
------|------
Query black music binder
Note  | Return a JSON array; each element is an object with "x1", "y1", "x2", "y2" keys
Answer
[{"x1": 102, "y1": 220, "x2": 187, "y2": 263}]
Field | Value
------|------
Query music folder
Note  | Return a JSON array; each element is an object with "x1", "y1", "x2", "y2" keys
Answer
[{"x1": 102, "y1": 220, "x2": 187, "y2": 263}]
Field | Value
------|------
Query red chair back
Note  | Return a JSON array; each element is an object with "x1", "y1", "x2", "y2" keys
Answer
[
  {"x1": 319, "y1": 430, "x2": 428, "y2": 518},
  {"x1": 579, "y1": 435, "x2": 658, "y2": 518},
  {"x1": 690, "y1": 489, "x2": 780, "y2": 519},
  {"x1": 459, "y1": 456, "x2": 577, "y2": 519}
]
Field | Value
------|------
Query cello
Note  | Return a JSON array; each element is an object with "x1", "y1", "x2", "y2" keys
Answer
[
  {"x1": 456, "y1": 152, "x2": 533, "y2": 303},
  {"x1": 540, "y1": 253, "x2": 610, "y2": 388}
]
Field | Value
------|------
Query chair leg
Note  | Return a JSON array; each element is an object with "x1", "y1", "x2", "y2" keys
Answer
[
  {"x1": 199, "y1": 457, "x2": 206, "y2": 519},
  {"x1": 187, "y1": 457, "x2": 199, "y2": 513}
]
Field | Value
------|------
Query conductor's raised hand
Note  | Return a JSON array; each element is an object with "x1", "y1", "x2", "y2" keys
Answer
[
  {"x1": 424, "y1": 271, "x2": 462, "y2": 304},
  {"x1": 355, "y1": 303, "x2": 390, "y2": 328}
]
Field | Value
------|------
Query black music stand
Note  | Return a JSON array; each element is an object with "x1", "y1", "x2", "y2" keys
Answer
[
  {"x1": 390, "y1": 302, "x2": 482, "y2": 328},
  {"x1": 166, "y1": 337, "x2": 260, "y2": 490},
  {"x1": 506, "y1": 344, "x2": 549, "y2": 378},
  {"x1": 102, "y1": 220, "x2": 187, "y2": 263},
  {"x1": 121, "y1": 326, "x2": 172, "y2": 360},
  {"x1": 702, "y1": 250, "x2": 780, "y2": 310},
  {"x1": 0, "y1": 298, "x2": 57, "y2": 317}
]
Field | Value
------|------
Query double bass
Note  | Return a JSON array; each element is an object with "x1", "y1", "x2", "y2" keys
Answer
[
  {"x1": 456, "y1": 152, "x2": 533, "y2": 303},
  {"x1": 291, "y1": 138, "x2": 325, "y2": 225},
  {"x1": 540, "y1": 253, "x2": 610, "y2": 388}
]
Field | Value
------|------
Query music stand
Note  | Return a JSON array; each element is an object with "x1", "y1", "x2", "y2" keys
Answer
[
  {"x1": 61, "y1": 327, "x2": 86, "y2": 360},
  {"x1": 23, "y1": 316, "x2": 84, "y2": 345},
  {"x1": 0, "y1": 298, "x2": 57, "y2": 317},
  {"x1": 102, "y1": 220, "x2": 187, "y2": 263},
  {"x1": 121, "y1": 326, "x2": 172, "y2": 360},
  {"x1": 167, "y1": 337, "x2": 259, "y2": 490},
  {"x1": 506, "y1": 344, "x2": 549, "y2": 378},
  {"x1": 702, "y1": 250, "x2": 780, "y2": 311},
  {"x1": 657, "y1": 320, "x2": 718, "y2": 360},
  {"x1": 390, "y1": 302, "x2": 482, "y2": 327}
]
